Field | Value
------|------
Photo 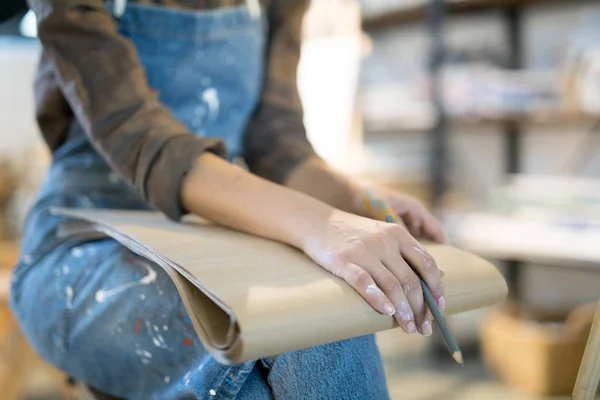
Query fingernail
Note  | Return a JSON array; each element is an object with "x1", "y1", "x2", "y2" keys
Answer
[
  {"x1": 384, "y1": 303, "x2": 396, "y2": 316},
  {"x1": 421, "y1": 320, "x2": 432, "y2": 336},
  {"x1": 407, "y1": 322, "x2": 417, "y2": 334},
  {"x1": 438, "y1": 266, "x2": 445, "y2": 277},
  {"x1": 437, "y1": 296, "x2": 446, "y2": 312}
]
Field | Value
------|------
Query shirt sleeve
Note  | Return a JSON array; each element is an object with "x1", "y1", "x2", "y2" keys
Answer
[
  {"x1": 28, "y1": 0, "x2": 227, "y2": 220},
  {"x1": 243, "y1": 0, "x2": 318, "y2": 184}
]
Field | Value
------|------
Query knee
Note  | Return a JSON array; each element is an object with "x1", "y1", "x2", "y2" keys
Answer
[
  {"x1": 265, "y1": 334, "x2": 382, "y2": 372},
  {"x1": 263, "y1": 335, "x2": 389, "y2": 399}
]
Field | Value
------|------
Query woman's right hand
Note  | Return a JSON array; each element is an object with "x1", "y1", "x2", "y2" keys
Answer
[{"x1": 302, "y1": 209, "x2": 445, "y2": 336}]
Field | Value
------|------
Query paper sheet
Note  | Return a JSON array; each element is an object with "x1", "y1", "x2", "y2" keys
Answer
[{"x1": 55, "y1": 208, "x2": 508, "y2": 364}]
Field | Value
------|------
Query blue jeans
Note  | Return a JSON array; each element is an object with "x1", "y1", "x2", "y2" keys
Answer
[{"x1": 10, "y1": 3, "x2": 391, "y2": 399}]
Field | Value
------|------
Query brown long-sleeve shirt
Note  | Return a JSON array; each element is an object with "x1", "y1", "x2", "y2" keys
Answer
[{"x1": 27, "y1": 0, "x2": 316, "y2": 220}]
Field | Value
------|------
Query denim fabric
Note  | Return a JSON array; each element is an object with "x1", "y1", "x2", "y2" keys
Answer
[{"x1": 10, "y1": 3, "x2": 390, "y2": 399}]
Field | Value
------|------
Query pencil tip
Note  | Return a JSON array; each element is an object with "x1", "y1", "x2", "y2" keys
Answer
[{"x1": 452, "y1": 351, "x2": 464, "y2": 366}]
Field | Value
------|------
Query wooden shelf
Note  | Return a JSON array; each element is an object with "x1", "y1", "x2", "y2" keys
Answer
[
  {"x1": 364, "y1": 111, "x2": 599, "y2": 135},
  {"x1": 362, "y1": 0, "x2": 584, "y2": 31}
]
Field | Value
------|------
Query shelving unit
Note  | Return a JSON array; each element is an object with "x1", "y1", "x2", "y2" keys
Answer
[
  {"x1": 361, "y1": 0, "x2": 599, "y2": 301},
  {"x1": 362, "y1": 0, "x2": 592, "y2": 30}
]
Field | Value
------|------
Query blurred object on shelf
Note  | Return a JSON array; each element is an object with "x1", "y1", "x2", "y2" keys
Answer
[
  {"x1": 361, "y1": 82, "x2": 433, "y2": 132},
  {"x1": 453, "y1": 174, "x2": 600, "y2": 267},
  {"x1": 490, "y1": 175, "x2": 600, "y2": 218},
  {"x1": 361, "y1": 64, "x2": 598, "y2": 134},
  {"x1": 562, "y1": 9, "x2": 600, "y2": 115},
  {"x1": 441, "y1": 64, "x2": 559, "y2": 119},
  {"x1": 481, "y1": 303, "x2": 595, "y2": 396},
  {"x1": 360, "y1": 5, "x2": 600, "y2": 135}
]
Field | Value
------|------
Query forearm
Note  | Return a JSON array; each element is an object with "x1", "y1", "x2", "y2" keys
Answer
[
  {"x1": 180, "y1": 153, "x2": 334, "y2": 250},
  {"x1": 285, "y1": 157, "x2": 364, "y2": 215}
]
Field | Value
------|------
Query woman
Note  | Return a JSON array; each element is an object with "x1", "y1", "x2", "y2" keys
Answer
[{"x1": 11, "y1": 0, "x2": 447, "y2": 399}]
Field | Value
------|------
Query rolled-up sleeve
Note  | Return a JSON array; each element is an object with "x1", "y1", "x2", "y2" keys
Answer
[
  {"x1": 243, "y1": 0, "x2": 318, "y2": 184},
  {"x1": 28, "y1": 0, "x2": 226, "y2": 220}
]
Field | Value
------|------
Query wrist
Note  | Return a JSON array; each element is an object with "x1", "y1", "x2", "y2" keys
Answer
[
  {"x1": 283, "y1": 195, "x2": 335, "y2": 252},
  {"x1": 286, "y1": 157, "x2": 366, "y2": 214}
]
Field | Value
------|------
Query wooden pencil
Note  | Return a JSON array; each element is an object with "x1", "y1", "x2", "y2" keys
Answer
[{"x1": 363, "y1": 190, "x2": 464, "y2": 366}]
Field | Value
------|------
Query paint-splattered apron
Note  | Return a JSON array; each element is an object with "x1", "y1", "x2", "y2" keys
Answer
[
  {"x1": 11, "y1": 2, "x2": 271, "y2": 398},
  {"x1": 9, "y1": 2, "x2": 392, "y2": 399}
]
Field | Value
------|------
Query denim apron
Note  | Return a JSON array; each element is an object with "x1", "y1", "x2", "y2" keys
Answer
[
  {"x1": 10, "y1": 3, "x2": 276, "y2": 399},
  {"x1": 10, "y1": 2, "x2": 392, "y2": 399}
]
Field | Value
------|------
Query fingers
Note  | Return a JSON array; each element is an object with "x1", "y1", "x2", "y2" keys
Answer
[
  {"x1": 398, "y1": 200, "x2": 449, "y2": 244},
  {"x1": 362, "y1": 257, "x2": 417, "y2": 335},
  {"x1": 336, "y1": 262, "x2": 396, "y2": 318},
  {"x1": 397, "y1": 236, "x2": 445, "y2": 316},
  {"x1": 382, "y1": 253, "x2": 431, "y2": 335},
  {"x1": 421, "y1": 212, "x2": 449, "y2": 244}
]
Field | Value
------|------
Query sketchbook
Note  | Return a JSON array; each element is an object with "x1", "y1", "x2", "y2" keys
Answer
[{"x1": 53, "y1": 208, "x2": 507, "y2": 365}]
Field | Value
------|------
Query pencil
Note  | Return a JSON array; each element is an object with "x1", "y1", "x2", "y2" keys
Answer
[{"x1": 362, "y1": 190, "x2": 464, "y2": 366}]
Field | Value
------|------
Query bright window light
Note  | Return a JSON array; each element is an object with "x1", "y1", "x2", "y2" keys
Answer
[{"x1": 20, "y1": 9, "x2": 37, "y2": 38}]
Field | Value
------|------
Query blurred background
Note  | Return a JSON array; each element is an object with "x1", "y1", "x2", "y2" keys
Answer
[{"x1": 1, "y1": 0, "x2": 600, "y2": 399}]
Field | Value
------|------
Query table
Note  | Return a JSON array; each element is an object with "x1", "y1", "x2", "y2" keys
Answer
[{"x1": 453, "y1": 213, "x2": 600, "y2": 399}]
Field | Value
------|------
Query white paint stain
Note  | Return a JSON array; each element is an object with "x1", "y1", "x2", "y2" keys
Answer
[
  {"x1": 183, "y1": 372, "x2": 191, "y2": 381},
  {"x1": 209, "y1": 389, "x2": 216, "y2": 396},
  {"x1": 197, "y1": 357, "x2": 209, "y2": 371},
  {"x1": 95, "y1": 261, "x2": 157, "y2": 303},
  {"x1": 71, "y1": 247, "x2": 84, "y2": 258},
  {"x1": 153, "y1": 325, "x2": 159, "y2": 332},
  {"x1": 413, "y1": 245, "x2": 434, "y2": 269},
  {"x1": 413, "y1": 245, "x2": 427, "y2": 257},
  {"x1": 65, "y1": 286, "x2": 74, "y2": 309},
  {"x1": 141, "y1": 358, "x2": 150, "y2": 364},
  {"x1": 158, "y1": 290, "x2": 163, "y2": 295},
  {"x1": 396, "y1": 301, "x2": 412, "y2": 321},
  {"x1": 202, "y1": 88, "x2": 219, "y2": 120},
  {"x1": 164, "y1": 376, "x2": 170, "y2": 384},
  {"x1": 401, "y1": 301, "x2": 410, "y2": 312},
  {"x1": 22, "y1": 254, "x2": 32, "y2": 265},
  {"x1": 62, "y1": 264, "x2": 70, "y2": 274},
  {"x1": 146, "y1": 321, "x2": 167, "y2": 349},
  {"x1": 366, "y1": 283, "x2": 383, "y2": 297},
  {"x1": 136, "y1": 349, "x2": 152, "y2": 358},
  {"x1": 163, "y1": 325, "x2": 168, "y2": 331},
  {"x1": 140, "y1": 294, "x2": 146, "y2": 300}
]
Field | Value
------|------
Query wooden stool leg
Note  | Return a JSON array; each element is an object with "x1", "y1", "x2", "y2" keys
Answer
[{"x1": 573, "y1": 300, "x2": 600, "y2": 400}]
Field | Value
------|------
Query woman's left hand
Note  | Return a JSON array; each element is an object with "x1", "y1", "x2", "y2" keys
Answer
[{"x1": 353, "y1": 185, "x2": 449, "y2": 244}]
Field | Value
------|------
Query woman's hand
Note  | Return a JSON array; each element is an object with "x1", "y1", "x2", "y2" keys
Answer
[
  {"x1": 285, "y1": 157, "x2": 448, "y2": 244},
  {"x1": 182, "y1": 154, "x2": 445, "y2": 336},
  {"x1": 302, "y1": 209, "x2": 445, "y2": 336},
  {"x1": 354, "y1": 185, "x2": 449, "y2": 244}
]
